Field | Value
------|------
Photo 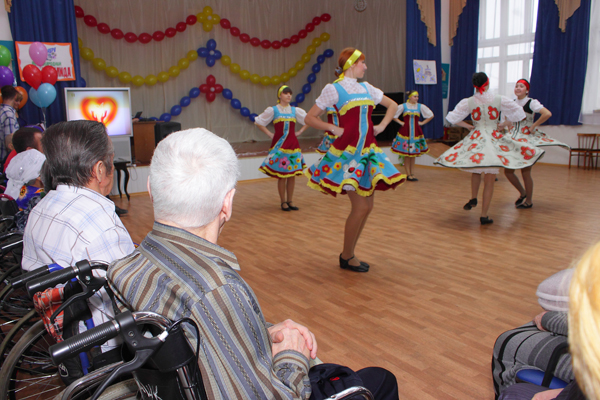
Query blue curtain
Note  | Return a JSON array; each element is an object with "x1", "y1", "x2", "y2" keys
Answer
[
  {"x1": 8, "y1": 0, "x2": 83, "y2": 127},
  {"x1": 530, "y1": 0, "x2": 590, "y2": 125},
  {"x1": 447, "y1": 0, "x2": 479, "y2": 114},
  {"x1": 404, "y1": 0, "x2": 443, "y2": 139}
]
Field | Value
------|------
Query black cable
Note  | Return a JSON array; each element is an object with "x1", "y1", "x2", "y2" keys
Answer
[{"x1": 168, "y1": 317, "x2": 201, "y2": 362}]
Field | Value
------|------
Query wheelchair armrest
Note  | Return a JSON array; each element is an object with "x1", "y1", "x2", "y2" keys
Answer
[
  {"x1": 326, "y1": 386, "x2": 374, "y2": 400},
  {"x1": 541, "y1": 341, "x2": 570, "y2": 387}
]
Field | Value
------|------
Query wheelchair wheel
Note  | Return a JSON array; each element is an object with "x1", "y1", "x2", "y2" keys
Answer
[
  {"x1": 0, "y1": 285, "x2": 35, "y2": 348},
  {"x1": 50, "y1": 379, "x2": 138, "y2": 400},
  {"x1": 0, "y1": 310, "x2": 38, "y2": 365}
]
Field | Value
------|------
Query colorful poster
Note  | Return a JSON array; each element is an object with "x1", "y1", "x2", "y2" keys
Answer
[
  {"x1": 15, "y1": 41, "x2": 75, "y2": 81},
  {"x1": 413, "y1": 60, "x2": 437, "y2": 85},
  {"x1": 442, "y1": 63, "x2": 449, "y2": 99}
]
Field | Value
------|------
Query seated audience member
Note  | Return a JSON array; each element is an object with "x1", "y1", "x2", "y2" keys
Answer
[
  {"x1": 23, "y1": 120, "x2": 135, "y2": 352},
  {"x1": 108, "y1": 128, "x2": 399, "y2": 400},
  {"x1": 0, "y1": 85, "x2": 23, "y2": 162},
  {"x1": 3, "y1": 125, "x2": 43, "y2": 172}
]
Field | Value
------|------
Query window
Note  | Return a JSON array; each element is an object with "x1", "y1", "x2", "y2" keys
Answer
[{"x1": 477, "y1": 0, "x2": 538, "y2": 98}]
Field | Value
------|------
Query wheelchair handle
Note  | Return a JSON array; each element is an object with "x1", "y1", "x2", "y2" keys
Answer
[
  {"x1": 0, "y1": 237, "x2": 23, "y2": 256},
  {"x1": 26, "y1": 260, "x2": 108, "y2": 298},
  {"x1": 7, "y1": 264, "x2": 62, "y2": 289}
]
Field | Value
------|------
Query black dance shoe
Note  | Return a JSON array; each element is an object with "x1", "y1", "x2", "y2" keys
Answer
[
  {"x1": 480, "y1": 216, "x2": 494, "y2": 225},
  {"x1": 339, "y1": 254, "x2": 369, "y2": 272},
  {"x1": 515, "y1": 195, "x2": 526, "y2": 206},
  {"x1": 286, "y1": 202, "x2": 299, "y2": 211},
  {"x1": 516, "y1": 202, "x2": 533, "y2": 209},
  {"x1": 281, "y1": 202, "x2": 291, "y2": 211},
  {"x1": 463, "y1": 198, "x2": 478, "y2": 210}
]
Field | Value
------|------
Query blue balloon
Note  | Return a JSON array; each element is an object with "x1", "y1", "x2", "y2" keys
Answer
[
  {"x1": 324, "y1": 49, "x2": 334, "y2": 58},
  {"x1": 159, "y1": 113, "x2": 172, "y2": 122},
  {"x1": 231, "y1": 98, "x2": 242, "y2": 110},
  {"x1": 312, "y1": 64, "x2": 321, "y2": 73},
  {"x1": 240, "y1": 107, "x2": 250, "y2": 117},
  {"x1": 207, "y1": 39, "x2": 217, "y2": 51},
  {"x1": 249, "y1": 113, "x2": 258, "y2": 122},
  {"x1": 36, "y1": 83, "x2": 57, "y2": 108},
  {"x1": 79, "y1": 77, "x2": 87, "y2": 87},
  {"x1": 307, "y1": 73, "x2": 317, "y2": 84},
  {"x1": 206, "y1": 56, "x2": 216, "y2": 67},
  {"x1": 29, "y1": 88, "x2": 41, "y2": 107},
  {"x1": 171, "y1": 105, "x2": 182, "y2": 116},
  {"x1": 302, "y1": 84, "x2": 311, "y2": 94},
  {"x1": 189, "y1": 87, "x2": 201, "y2": 98},
  {"x1": 295, "y1": 93, "x2": 305, "y2": 103},
  {"x1": 222, "y1": 88, "x2": 233, "y2": 100},
  {"x1": 290, "y1": 102, "x2": 298, "y2": 107},
  {"x1": 213, "y1": 50, "x2": 222, "y2": 60},
  {"x1": 197, "y1": 47, "x2": 209, "y2": 58},
  {"x1": 180, "y1": 96, "x2": 191, "y2": 107},
  {"x1": 316, "y1": 55, "x2": 326, "y2": 64},
  {"x1": 149, "y1": 117, "x2": 158, "y2": 121}
]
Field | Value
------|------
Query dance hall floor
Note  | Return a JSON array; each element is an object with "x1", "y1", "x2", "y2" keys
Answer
[{"x1": 114, "y1": 163, "x2": 600, "y2": 400}]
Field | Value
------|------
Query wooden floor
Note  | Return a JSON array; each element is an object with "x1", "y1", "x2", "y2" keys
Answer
[{"x1": 113, "y1": 163, "x2": 600, "y2": 400}]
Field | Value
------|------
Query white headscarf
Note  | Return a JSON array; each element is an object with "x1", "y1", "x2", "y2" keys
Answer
[{"x1": 5, "y1": 149, "x2": 46, "y2": 199}]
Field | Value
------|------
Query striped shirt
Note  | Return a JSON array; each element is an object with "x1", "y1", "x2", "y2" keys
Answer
[
  {"x1": 0, "y1": 103, "x2": 20, "y2": 160},
  {"x1": 107, "y1": 222, "x2": 311, "y2": 400}
]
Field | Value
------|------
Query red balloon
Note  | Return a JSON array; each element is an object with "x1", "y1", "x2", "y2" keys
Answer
[
  {"x1": 165, "y1": 28, "x2": 177, "y2": 38},
  {"x1": 138, "y1": 33, "x2": 152, "y2": 44},
  {"x1": 281, "y1": 38, "x2": 291, "y2": 47},
  {"x1": 176, "y1": 22, "x2": 187, "y2": 32},
  {"x1": 260, "y1": 40, "x2": 271, "y2": 49},
  {"x1": 152, "y1": 31, "x2": 165, "y2": 41},
  {"x1": 23, "y1": 64, "x2": 42, "y2": 90},
  {"x1": 83, "y1": 15, "x2": 97, "y2": 27},
  {"x1": 305, "y1": 23, "x2": 314, "y2": 32},
  {"x1": 239, "y1": 33, "x2": 250, "y2": 43},
  {"x1": 111, "y1": 28, "x2": 124, "y2": 39},
  {"x1": 214, "y1": 84, "x2": 223, "y2": 94},
  {"x1": 250, "y1": 38, "x2": 260, "y2": 47},
  {"x1": 230, "y1": 27, "x2": 240, "y2": 36},
  {"x1": 290, "y1": 35, "x2": 300, "y2": 44},
  {"x1": 298, "y1": 29, "x2": 307, "y2": 38},
  {"x1": 207, "y1": 75, "x2": 216, "y2": 86},
  {"x1": 220, "y1": 18, "x2": 231, "y2": 29},
  {"x1": 206, "y1": 92, "x2": 216, "y2": 102},
  {"x1": 124, "y1": 32, "x2": 138, "y2": 43},
  {"x1": 312, "y1": 16, "x2": 321, "y2": 25},
  {"x1": 97, "y1": 23, "x2": 110, "y2": 34},
  {"x1": 41, "y1": 65, "x2": 57, "y2": 85},
  {"x1": 186, "y1": 15, "x2": 197, "y2": 25},
  {"x1": 321, "y1": 13, "x2": 331, "y2": 22},
  {"x1": 199, "y1": 84, "x2": 209, "y2": 93},
  {"x1": 74, "y1": 6, "x2": 84, "y2": 18},
  {"x1": 272, "y1": 40, "x2": 282, "y2": 49}
]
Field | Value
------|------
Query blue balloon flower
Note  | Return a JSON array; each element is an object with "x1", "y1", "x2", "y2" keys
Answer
[
  {"x1": 222, "y1": 88, "x2": 233, "y2": 100},
  {"x1": 189, "y1": 87, "x2": 201, "y2": 98},
  {"x1": 231, "y1": 98, "x2": 242, "y2": 109},
  {"x1": 240, "y1": 107, "x2": 250, "y2": 117},
  {"x1": 197, "y1": 48, "x2": 209, "y2": 58},
  {"x1": 180, "y1": 96, "x2": 191, "y2": 107},
  {"x1": 207, "y1": 39, "x2": 217, "y2": 50},
  {"x1": 198, "y1": 39, "x2": 222, "y2": 67},
  {"x1": 206, "y1": 57, "x2": 216, "y2": 67},
  {"x1": 213, "y1": 50, "x2": 222, "y2": 60},
  {"x1": 171, "y1": 105, "x2": 182, "y2": 116},
  {"x1": 160, "y1": 113, "x2": 172, "y2": 122},
  {"x1": 307, "y1": 73, "x2": 317, "y2": 84}
]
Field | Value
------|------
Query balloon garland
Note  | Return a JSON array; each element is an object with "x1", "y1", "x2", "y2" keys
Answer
[
  {"x1": 78, "y1": 34, "x2": 330, "y2": 87},
  {"x1": 74, "y1": 4, "x2": 331, "y2": 49}
]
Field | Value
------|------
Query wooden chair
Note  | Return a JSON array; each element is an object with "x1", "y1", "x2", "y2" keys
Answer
[
  {"x1": 569, "y1": 133, "x2": 596, "y2": 169},
  {"x1": 590, "y1": 133, "x2": 600, "y2": 169}
]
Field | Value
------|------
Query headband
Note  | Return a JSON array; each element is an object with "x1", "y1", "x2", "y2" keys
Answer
[
  {"x1": 334, "y1": 50, "x2": 362, "y2": 83},
  {"x1": 474, "y1": 77, "x2": 489, "y2": 95},
  {"x1": 407, "y1": 90, "x2": 419, "y2": 99},
  {"x1": 517, "y1": 79, "x2": 530, "y2": 91},
  {"x1": 277, "y1": 85, "x2": 290, "y2": 103}
]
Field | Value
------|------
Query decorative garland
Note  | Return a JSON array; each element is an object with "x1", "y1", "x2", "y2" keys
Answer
[
  {"x1": 75, "y1": 5, "x2": 331, "y2": 49},
  {"x1": 78, "y1": 34, "x2": 330, "y2": 87}
]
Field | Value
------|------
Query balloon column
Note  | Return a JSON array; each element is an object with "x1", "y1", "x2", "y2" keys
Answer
[
  {"x1": 22, "y1": 42, "x2": 58, "y2": 108},
  {"x1": 0, "y1": 45, "x2": 14, "y2": 87}
]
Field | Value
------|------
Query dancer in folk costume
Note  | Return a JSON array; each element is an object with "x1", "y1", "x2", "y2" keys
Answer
[
  {"x1": 315, "y1": 107, "x2": 339, "y2": 154},
  {"x1": 500, "y1": 79, "x2": 569, "y2": 209},
  {"x1": 256, "y1": 85, "x2": 308, "y2": 211},
  {"x1": 435, "y1": 72, "x2": 545, "y2": 225},
  {"x1": 305, "y1": 48, "x2": 405, "y2": 272},
  {"x1": 390, "y1": 90, "x2": 434, "y2": 181}
]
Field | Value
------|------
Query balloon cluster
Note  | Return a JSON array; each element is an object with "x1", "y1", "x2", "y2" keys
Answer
[
  {"x1": 20, "y1": 43, "x2": 58, "y2": 108},
  {"x1": 75, "y1": 5, "x2": 331, "y2": 48},
  {"x1": 290, "y1": 49, "x2": 334, "y2": 106},
  {"x1": 0, "y1": 45, "x2": 15, "y2": 87}
]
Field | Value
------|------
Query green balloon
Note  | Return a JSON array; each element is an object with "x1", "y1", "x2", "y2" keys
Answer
[{"x1": 0, "y1": 45, "x2": 11, "y2": 67}]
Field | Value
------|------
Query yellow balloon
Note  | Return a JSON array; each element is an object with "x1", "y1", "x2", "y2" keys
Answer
[
  {"x1": 296, "y1": 61, "x2": 306, "y2": 70},
  {"x1": 288, "y1": 68, "x2": 298, "y2": 77},
  {"x1": 169, "y1": 66, "x2": 180, "y2": 77},
  {"x1": 203, "y1": 6, "x2": 213, "y2": 15},
  {"x1": 105, "y1": 66, "x2": 119, "y2": 78},
  {"x1": 178, "y1": 58, "x2": 190, "y2": 69},
  {"x1": 202, "y1": 23, "x2": 213, "y2": 32},
  {"x1": 320, "y1": 32, "x2": 330, "y2": 42},
  {"x1": 250, "y1": 74, "x2": 261, "y2": 84},
  {"x1": 80, "y1": 47, "x2": 94, "y2": 61},
  {"x1": 229, "y1": 63, "x2": 241, "y2": 74},
  {"x1": 186, "y1": 50, "x2": 198, "y2": 61},
  {"x1": 302, "y1": 54, "x2": 311, "y2": 63},
  {"x1": 211, "y1": 15, "x2": 220, "y2": 24},
  {"x1": 261, "y1": 76, "x2": 271, "y2": 86},
  {"x1": 312, "y1": 38, "x2": 322, "y2": 47},
  {"x1": 306, "y1": 45, "x2": 316, "y2": 55},
  {"x1": 196, "y1": 12, "x2": 205, "y2": 22},
  {"x1": 145, "y1": 74, "x2": 157, "y2": 86},
  {"x1": 132, "y1": 75, "x2": 145, "y2": 86},
  {"x1": 280, "y1": 72, "x2": 291, "y2": 83},
  {"x1": 157, "y1": 71, "x2": 170, "y2": 83},
  {"x1": 239, "y1": 70, "x2": 250, "y2": 80},
  {"x1": 92, "y1": 58, "x2": 106, "y2": 71},
  {"x1": 220, "y1": 55, "x2": 231, "y2": 66},
  {"x1": 271, "y1": 75, "x2": 281, "y2": 86},
  {"x1": 78, "y1": 37, "x2": 83, "y2": 48},
  {"x1": 118, "y1": 71, "x2": 132, "y2": 83}
]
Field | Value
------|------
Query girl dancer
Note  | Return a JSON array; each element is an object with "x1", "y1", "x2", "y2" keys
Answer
[
  {"x1": 305, "y1": 48, "x2": 405, "y2": 272},
  {"x1": 256, "y1": 85, "x2": 308, "y2": 211},
  {"x1": 315, "y1": 107, "x2": 339, "y2": 154},
  {"x1": 435, "y1": 72, "x2": 544, "y2": 225},
  {"x1": 390, "y1": 90, "x2": 434, "y2": 181}
]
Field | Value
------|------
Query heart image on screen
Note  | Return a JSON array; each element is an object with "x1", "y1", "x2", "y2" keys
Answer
[{"x1": 81, "y1": 97, "x2": 118, "y2": 125}]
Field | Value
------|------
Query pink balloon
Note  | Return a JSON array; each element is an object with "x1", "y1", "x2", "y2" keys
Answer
[{"x1": 29, "y1": 42, "x2": 48, "y2": 67}]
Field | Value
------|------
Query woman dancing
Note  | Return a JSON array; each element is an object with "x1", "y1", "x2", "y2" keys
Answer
[
  {"x1": 435, "y1": 72, "x2": 544, "y2": 225},
  {"x1": 305, "y1": 48, "x2": 405, "y2": 272},
  {"x1": 390, "y1": 90, "x2": 434, "y2": 181},
  {"x1": 256, "y1": 85, "x2": 308, "y2": 211}
]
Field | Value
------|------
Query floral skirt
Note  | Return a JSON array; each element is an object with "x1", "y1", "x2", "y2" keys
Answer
[
  {"x1": 316, "y1": 133, "x2": 337, "y2": 154},
  {"x1": 390, "y1": 132, "x2": 429, "y2": 157},
  {"x1": 510, "y1": 125, "x2": 570, "y2": 150},
  {"x1": 259, "y1": 147, "x2": 305, "y2": 178},
  {"x1": 305, "y1": 143, "x2": 406, "y2": 197}
]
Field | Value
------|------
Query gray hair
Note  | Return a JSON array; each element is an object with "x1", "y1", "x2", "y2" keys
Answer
[
  {"x1": 149, "y1": 128, "x2": 240, "y2": 229},
  {"x1": 42, "y1": 120, "x2": 114, "y2": 188}
]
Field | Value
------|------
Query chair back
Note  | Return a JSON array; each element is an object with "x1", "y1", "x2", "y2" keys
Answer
[{"x1": 577, "y1": 133, "x2": 596, "y2": 149}]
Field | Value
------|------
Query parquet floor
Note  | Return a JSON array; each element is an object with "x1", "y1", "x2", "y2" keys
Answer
[{"x1": 113, "y1": 163, "x2": 600, "y2": 400}]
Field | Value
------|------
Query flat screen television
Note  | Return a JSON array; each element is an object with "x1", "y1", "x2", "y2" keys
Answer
[{"x1": 64, "y1": 87, "x2": 133, "y2": 137}]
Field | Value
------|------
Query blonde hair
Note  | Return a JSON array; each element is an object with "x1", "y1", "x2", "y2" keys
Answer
[{"x1": 569, "y1": 241, "x2": 600, "y2": 399}]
